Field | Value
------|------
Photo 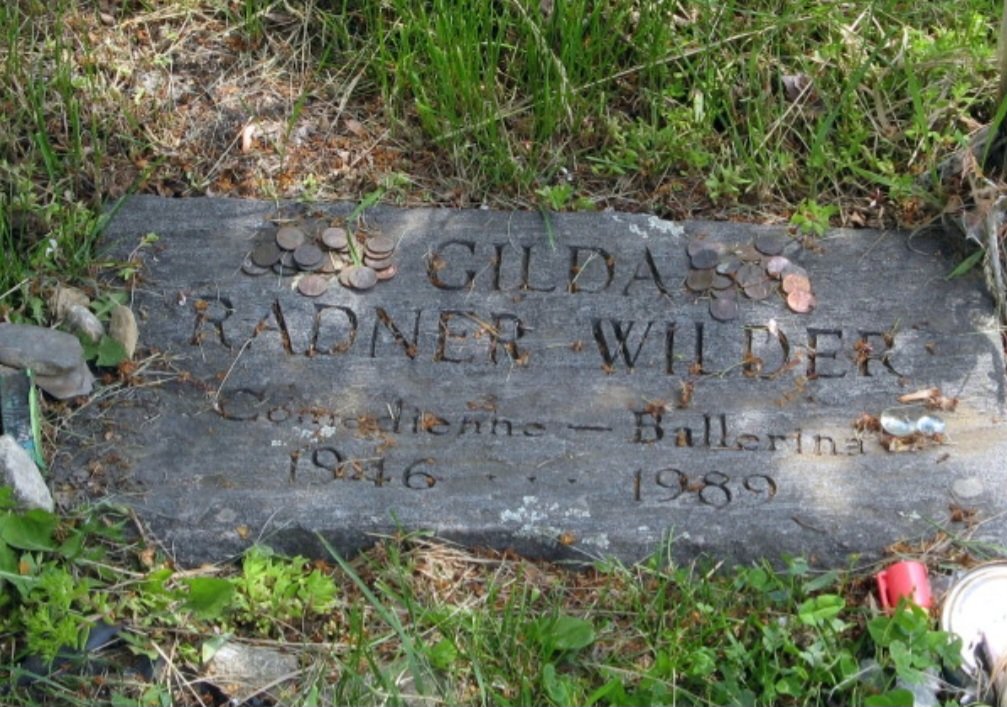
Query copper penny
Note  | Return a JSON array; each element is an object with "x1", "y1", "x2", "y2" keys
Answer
[
  {"x1": 686, "y1": 269, "x2": 715, "y2": 292},
  {"x1": 765, "y1": 256, "x2": 791, "y2": 278},
  {"x1": 787, "y1": 289, "x2": 816, "y2": 313},
  {"x1": 735, "y1": 263, "x2": 765, "y2": 288},
  {"x1": 338, "y1": 267, "x2": 354, "y2": 288},
  {"x1": 243, "y1": 252, "x2": 271, "y2": 275},
  {"x1": 297, "y1": 274, "x2": 330, "y2": 297},
  {"x1": 690, "y1": 247, "x2": 720, "y2": 269},
  {"x1": 709, "y1": 298, "x2": 738, "y2": 321},
  {"x1": 743, "y1": 281, "x2": 773, "y2": 300},
  {"x1": 755, "y1": 233, "x2": 788, "y2": 256},
  {"x1": 349, "y1": 265, "x2": 378, "y2": 290},
  {"x1": 251, "y1": 241, "x2": 282, "y2": 267},
  {"x1": 272, "y1": 251, "x2": 298, "y2": 275},
  {"x1": 321, "y1": 227, "x2": 349, "y2": 251},
  {"x1": 782, "y1": 272, "x2": 811, "y2": 294},
  {"x1": 375, "y1": 264, "x2": 398, "y2": 281},
  {"x1": 276, "y1": 226, "x2": 307, "y2": 251},
  {"x1": 710, "y1": 273, "x2": 733, "y2": 290},
  {"x1": 364, "y1": 254, "x2": 395, "y2": 270},
  {"x1": 365, "y1": 235, "x2": 395, "y2": 256},
  {"x1": 293, "y1": 243, "x2": 324, "y2": 270}
]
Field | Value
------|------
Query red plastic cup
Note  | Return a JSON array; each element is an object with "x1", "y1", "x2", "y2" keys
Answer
[{"x1": 876, "y1": 560, "x2": 933, "y2": 611}]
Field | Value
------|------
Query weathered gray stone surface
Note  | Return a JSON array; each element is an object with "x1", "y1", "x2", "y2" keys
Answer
[
  {"x1": 0, "y1": 324, "x2": 84, "y2": 375},
  {"x1": 52, "y1": 196, "x2": 1007, "y2": 565},
  {"x1": 0, "y1": 435, "x2": 53, "y2": 512}
]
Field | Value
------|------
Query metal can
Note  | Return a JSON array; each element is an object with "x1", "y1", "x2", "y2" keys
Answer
[{"x1": 941, "y1": 561, "x2": 1007, "y2": 677}]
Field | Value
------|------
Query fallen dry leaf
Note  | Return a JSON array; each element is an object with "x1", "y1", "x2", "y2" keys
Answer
[
  {"x1": 344, "y1": 117, "x2": 367, "y2": 138},
  {"x1": 898, "y1": 387, "x2": 958, "y2": 411},
  {"x1": 852, "y1": 412, "x2": 880, "y2": 432},
  {"x1": 239, "y1": 122, "x2": 258, "y2": 154},
  {"x1": 949, "y1": 503, "x2": 978, "y2": 525},
  {"x1": 898, "y1": 387, "x2": 939, "y2": 404}
]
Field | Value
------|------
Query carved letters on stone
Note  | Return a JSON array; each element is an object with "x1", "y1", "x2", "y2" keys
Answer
[{"x1": 54, "y1": 196, "x2": 1007, "y2": 565}]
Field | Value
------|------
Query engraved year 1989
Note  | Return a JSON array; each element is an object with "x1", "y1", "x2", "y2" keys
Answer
[{"x1": 632, "y1": 468, "x2": 777, "y2": 509}]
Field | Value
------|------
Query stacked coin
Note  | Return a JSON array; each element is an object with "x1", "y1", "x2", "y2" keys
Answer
[
  {"x1": 362, "y1": 234, "x2": 399, "y2": 281},
  {"x1": 684, "y1": 232, "x2": 815, "y2": 320},
  {"x1": 241, "y1": 218, "x2": 400, "y2": 296},
  {"x1": 318, "y1": 226, "x2": 352, "y2": 274}
]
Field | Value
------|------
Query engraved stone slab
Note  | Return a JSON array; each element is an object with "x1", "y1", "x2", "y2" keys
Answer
[{"x1": 53, "y1": 196, "x2": 1007, "y2": 565}]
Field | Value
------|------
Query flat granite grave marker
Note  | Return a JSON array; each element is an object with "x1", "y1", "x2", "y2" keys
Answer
[{"x1": 52, "y1": 196, "x2": 1007, "y2": 565}]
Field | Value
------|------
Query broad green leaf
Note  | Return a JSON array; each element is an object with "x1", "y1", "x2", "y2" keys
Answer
[
  {"x1": 739, "y1": 566, "x2": 769, "y2": 591},
  {"x1": 864, "y1": 688, "x2": 914, "y2": 706},
  {"x1": 889, "y1": 640, "x2": 913, "y2": 675},
  {"x1": 867, "y1": 615, "x2": 894, "y2": 646},
  {"x1": 797, "y1": 594, "x2": 845, "y2": 628},
  {"x1": 183, "y1": 577, "x2": 235, "y2": 619},
  {"x1": 95, "y1": 335, "x2": 127, "y2": 367},
  {"x1": 57, "y1": 529, "x2": 86, "y2": 559},
  {"x1": 143, "y1": 567, "x2": 176, "y2": 595},
  {"x1": 0, "y1": 539, "x2": 16, "y2": 574},
  {"x1": 542, "y1": 662, "x2": 572, "y2": 705},
  {"x1": 80, "y1": 334, "x2": 128, "y2": 367},
  {"x1": 546, "y1": 615, "x2": 596, "y2": 652},
  {"x1": 1, "y1": 508, "x2": 57, "y2": 550},
  {"x1": 775, "y1": 674, "x2": 804, "y2": 696}
]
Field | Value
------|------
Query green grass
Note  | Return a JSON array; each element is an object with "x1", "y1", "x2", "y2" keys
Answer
[
  {"x1": 344, "y1": 0, "x2": 996, "y2": 210},
  {"x1": 0, "y1": 1, "x2": 120, "y2": 318},
  {"x1": 0, "y1": 493, "x2": 969, "y2": 706}
]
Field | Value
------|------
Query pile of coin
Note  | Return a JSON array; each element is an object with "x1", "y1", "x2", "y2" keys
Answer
[
  {"x1": 241, "y1": 220, "x2": 399, "y2": 297},
  {"x1": 685, "y1": 232, "x2": 816, "y2": 321}
]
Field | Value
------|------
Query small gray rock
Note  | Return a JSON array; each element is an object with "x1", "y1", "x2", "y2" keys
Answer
[
  {"x1": 204, "y1": 641, "x2": 298, "y2": 704},
  {"x1": 0, "y1": 324, "x2": 85, "y2": 375},
  {"x1": 34, "y1": 364, "x2": 95, "y2": 400},
  {"x1": 0, "y1": 434, "x2": 53, "y2": 512},
  {"x1": 108, "y1": 304, "x2": 139, "y2": 359},
  {"x1": 65, "y1": 304, "x2": 105, "y2": 344},
  {"x1": 49, "y1": 285, "x2": 90, "y2": 320}
]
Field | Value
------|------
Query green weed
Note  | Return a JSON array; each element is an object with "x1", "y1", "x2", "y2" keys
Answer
[
  {"x1": 791, "y1": 199, "x2": 841, "y2": 236},
  {"x1": 0, "y1": 506, "x2": 977, "y2": 706},
  {"x1": 318, "y1": 0, "x2": 999, "y2": 217}
]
